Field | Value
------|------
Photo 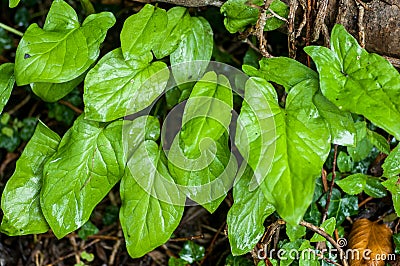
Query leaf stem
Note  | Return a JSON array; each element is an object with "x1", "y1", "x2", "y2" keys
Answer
[{"x1": 0, "y1": 23, "x2": 23, "y2": 37}]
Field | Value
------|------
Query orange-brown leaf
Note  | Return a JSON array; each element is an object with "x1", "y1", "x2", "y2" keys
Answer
[{"x1": 348, "y1": 218, "x2": 393, "y2": 266}]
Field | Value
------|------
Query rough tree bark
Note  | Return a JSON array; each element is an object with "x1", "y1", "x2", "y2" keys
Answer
[{"x1": 141, "y1": 0, "x2": 400, "y2": 60}]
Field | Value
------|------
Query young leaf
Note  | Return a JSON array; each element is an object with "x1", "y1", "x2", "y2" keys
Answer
[
  {"x1": 236, "y1": 77, "x2": 331, "y2": 225},
  {"x1": 170, "y1": 16, "x2": 213, "y2": 90},
  {"x1": 382, "y1": 143, "x2": 400, "y2": 177},
  {"x1": 305, "y1": 24, "x2": 400, "y2": 140},
  {"x1": 366, "y1": 129, "x2": 390, "y2": 155},
  {"x1": 1, "y1": 121, "x2": 60, "y2": 235},
  {"x1": 382, "y1": 177, "x2": 400, "y2": 217},
  {"x1": 347, "y1": 121, "x2": 374, "y2": 162},
  {"x1": 0, "y1": 63, "x2": 15, "y2": 113},
  {"x1": 84, "y1": 48, "x2": 169, "y2": 121},
  {"x1": 336, "y1": 173, "x2": 366, "y2": 195},
  {"x1": 179, "y1": 72, "x2": 233, "y2": 157},
  {"x1": 9, "y1": 0, "x2": 19, "y2": 8},
  {"x1": 121, "y1": 141, "x2": 185, "y2": 258},
  {"x1": 31, "y1": 73, "x2": 85, "y2": 102},
  {"x1": 120, "y1": 4, "x2": 167, "y2": 62},
  {"x1": 286, "y1": 223, "x2": 306, "y2": 242},
  {"x1": 15, "y1": 0, "x2": 115, "y2": 85},
  {"x1": 152, "y1": 7, "x2": 191, "y2": 59},
  {"x1": 168, "y1": 133, "x2": 237, "y2": 213},
  {"x1": 337, "y1": 151, "x2": 353, "y2": 172},
  {"x1": 348, "y1": 219, "x2": 393, "y2": 266},
  {"x1": 227, "y1": 166, "x2": 275, "y2": 255},
  {"x1": 310, "y1": 217, "x2": 336, "y2": 242},
  {"x1": 40, "y1": 115, "x2": 125, "y2": 238}
]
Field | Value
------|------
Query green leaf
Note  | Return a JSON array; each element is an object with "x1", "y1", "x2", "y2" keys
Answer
[
  {"x1": 1, "y1": 121, "x2": 60, "y2": 235},
  {"x1": 179, "y1": 72, "x2": 233, "y2": 157},
  {"x1": 170, "y1": 16, "x2": 213, "y2": 90},
  {"x1": 15, "y1": 0, "x2": 115, "y2": 85},
  {"x1": 40, "y1": 115, "x2": 125, "y2": 238},
  {"x1": 77, "y1": 221, "x2": 99, "y2": 240},
  {"x1": 84, "y1": 48, "x2": 169, "y2": 121},
  {"x1": 168, "y1": 257, "x2": 188, "y2": 266},
  {"x1": 168, "y1": 133, "x2": 237, "y2": 213},
  {"x1": 383, "y1": 143, "x2": 400, "y2": 177},
  {"x1": 220, "y1": 0, "x2": 259, "y2": 33},
  {"x1": 310, "y1": 217, "x2": 336, "y2": 242},
  {"x1": 9, "y1": 0, "x2": 20, "y2": 8},
  {"x1": 121, "y1": 140, "x2": 185, "y2": 258},
  {"x1": 80, "y1": 251, "x2": 94, "y2": 262},
  {"x1": 244, "y1": 57, "x2": 356, "y2": 146},
  {"x1": 31, "y1": 73, "x2": 85, "y2": 102},
  {"x1": 152, "y1": 7, "x2": 191, "y2": 59},
  {"x1": 337, "y1": 151, "x2": 353, "y2": 172},
  {"x1": 120, "y1": 4, "x2": 167, "y2": 62},
  {"x1": 336, "y1": 173, "x2": 366, "y2": 195},
  {"x1": 179, "y1": 241, "x2": 205, "y2": 263},
  {"x1": 286, "y1": 223, "x2": 306, "y2": 242},
  {"x1": 393, "y1": 233, "x2": 400, "y2": 254},
  {"x1": 236, "y1": 77, "x2": 330, "y2": 225},
  {"x1": 0, "y1": 63, "x2": 15, "y2": 113},
  {"x1": 227, "y1": 166, "x2": 275, "y2": 255},
  {"x1": 347, "y1": 121, "x2": 373, "y2": 162},
  {"x1": 382, "y1": 177, "x2": 400, "y2": 217},
  {"x1": 366, "y1": 129, "x2": 390, "y2": 155},
  {"x1": 280, "y1": 239, "x2": 304, "y2": 266},
  {"x1": 221, "y1": 0, "x2": 288, "y2": 33},
  {"x1": 364, "y1": 177, "x2": 387, "y2": 198},
  {"x1": 225, "y1": 254, "x2": 254, "y2": 266},
  {"x1": 304, "y1": 24, "x2": 400, "y2": 140},
  {"x1": 319, "y1": 188, "x2": 358, "y2": 225}
]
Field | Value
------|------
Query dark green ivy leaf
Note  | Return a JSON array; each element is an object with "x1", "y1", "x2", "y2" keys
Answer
[
  {"x1": 1, "y1": 121, "x2": 60, "y2": 235},
  {"x1": 319, "y1": 188, "x2": 358, "y2": 225},
  {"x1": 40, "y1": 115, "x2": 125, "y2": 238},
  {"x1": 227, "y1": 166, "x2": 275, "y2": 255},
  {"x1": 383, "y1": 143, "x2": 400, "y2": 177},
  {"x1": 179, "y1": 241, "x2": 205, "y2": 263},
  {"x1": 15, "y1": 0, "x2": 115, "y2": 85},
  {"x1": 305, "y1": 24, "x2": 400, "y2": 140},
  {"x1": 0, "y1": 63, "x2": 15, "y2": 114}
]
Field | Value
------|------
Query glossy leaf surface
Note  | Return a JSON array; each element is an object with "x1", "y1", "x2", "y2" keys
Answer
[
  {"x1": 383, "y1": 143, "x2": 400, "y2": 177},
  {"x1": 15, "y1": 0, "x2": 115, "y2": 85},
  {"x1": 41, "y1": 116, "x2": 125, "y2": 238},
  {"x1": 0, "y1": 63, "x2": 15, "y2": 113},
  {"x1": 84, "y1": 48, "x2": 169, "y2": 121},
  {"x1": 305, "y1": 24, "x2": 400, "y2": 140},
  {"x1": 227, "y1": 166, "x2": 275, "y2": 255},
  {"x1": 1, "y1": 121, "x2": 60, "y2": 235},
  {"x1": 121, "y1": 140, "x2": 185, "y2": 258}
]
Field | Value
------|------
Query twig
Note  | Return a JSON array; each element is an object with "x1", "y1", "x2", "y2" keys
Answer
[
  {"x1": 336, "y1": 0, "x2": 349, "y2": 24},
  {"x1": 200, "y1": 222, "x2": 226, "y2": 264},
  {"x1": 305, "y1": 0, "x2": 312, "y2": 66},
  {"x1": 358, "y1": 196, "x2": 373, "y2": 208},
  {"x1": 256, "y1": 0, "x2": 274, "y2": 58},
  {"x1": 321, "y1": 168, "x2": 329, "y2": 192},
  {"x1": 268, "y1": 8, "x2": 288, "y2": 22},
  {"x1": 8, "y1": 95, "x2": 31, "y2": 115},
  {"x1": 245, "y1": 38, "x2": 261, "y2": 53},
  {"x1": 300, "y1": 221, "x2": 349, "y2": 266},
  {"x1": 288, "y1": 0, "x2": 298, "y2": 58},
  {"x1": 0, "y1": 22, "x2": 23, "y2": 37},
  {"x1": 47, "y1": 239, "x2": 101, "y2": 266},
  {"x1": 59, "y1": 100, "x2": 83, "y2": 114},
  {"x1": 169, "y1": 234, "x2": 204, "y2": 242},
  {"x1": 109, "y1": 238, "x2": 121, "y2": 265},
  {"x1": 321, "y1": 144, "x2": 338, "y2": 222},
  {"x1": 311, "y1": 0, "x2": 329, "y2": 42},
  {"x1": 0, "y1": 152, "x2": 18, "y2": 176},
  {"x1": 296, "y1": 0, "x2": 307, "y2": 38},
  {"x1": 355, "y1": 0, "x2": 365, "y2": 48}
]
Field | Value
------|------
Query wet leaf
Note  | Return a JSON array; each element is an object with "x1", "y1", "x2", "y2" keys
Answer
[
  {"x1": 179, "y1": 241, "x2": 205, "y2": 263},
  {"x1": 310, "y1": 217, "x2": 336, "y2": 242},
  {"x1": 382, "y1": 177, "x2": 400, "y2": 217},
  {"x1": 0, "y1": 63, "x2": 15, "y2": 114},
  {"x1": 383, "y1": 143, "x2": 400, "y2": 177},
  {"x1": 337, "y1": 151, "x2": 354, "y2": 172},
  {"x1": 227, "y1": 166, "x2": 275, "y2": 255},
  {"x1": 77, "y1": 221, "x2": 99, "y2": 240},
  {"x1": 1, "y1": 121, "x2": 60, "y2": 235},
  {"x1": 348, "y1": 219, "x2": 393, "y2": 266},
  {"x1": 305, "y1": 24, "x2": 400, "y2": 140},
  {"x1": 319, "y1": 188, "x2": 358, "y2": 225},
  {"x1": 15, "y1": 0, "x2": 115, "y2": 85}
]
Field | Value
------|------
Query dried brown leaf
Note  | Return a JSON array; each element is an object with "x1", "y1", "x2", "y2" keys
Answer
[{"x1": 348, "y1": 218, "x2": 393, "y2": 266}]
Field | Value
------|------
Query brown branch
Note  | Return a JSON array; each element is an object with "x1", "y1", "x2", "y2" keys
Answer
[
  {"x1": 355, "y1": 0, "x2": 366, "y2": 48},
  {"x1": 335, "y1": 0, "x2": 349, "y2": 24},
  {"x1": 256, "y1": 0, "x2": 275, "y2": 58},
  {"x1": 300, "y1": 221, "x2": 349, "y2": 266},
  {"x1": 321, "y1": 144, "x2": 338, "y2": 222},
  {"x1": 288, "y1": 0, "x2": 298, "y2": 58},
  {"x1": 311, "y1": 0, "x2": 329, "y2": 42},
  {"x1": 8, "y1": 95, "x2": 31, "y2": 115},
  {"x1": 295, "y1": 0, "x2": 307, "y2": 38},
  {"x1": 169, "y1": 234, "x2": 204, "y2": 242},
  {"x1": 59, "y1": 100, "x2": 83, "y2": 114}
]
